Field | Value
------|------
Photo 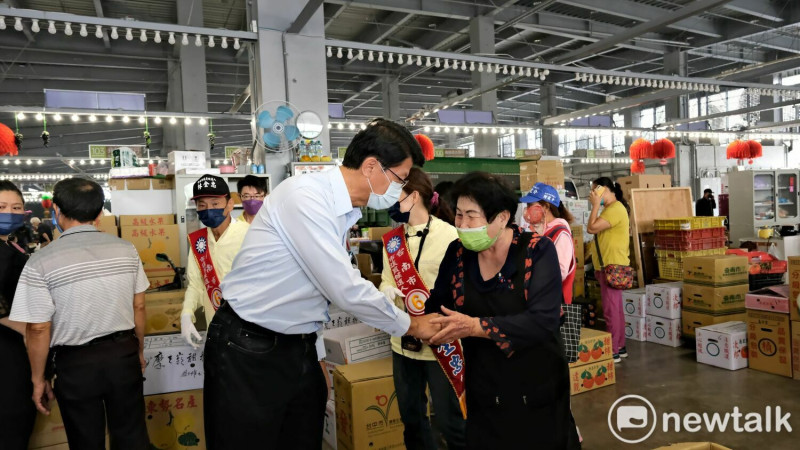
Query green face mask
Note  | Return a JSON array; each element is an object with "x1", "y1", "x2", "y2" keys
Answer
[{"x1": 457, "y1": 225, "x2": 501, "y2": 252}]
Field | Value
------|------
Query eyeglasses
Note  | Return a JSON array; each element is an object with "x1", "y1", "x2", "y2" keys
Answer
[
  {"x1": 241, "y1": 194, "x2": 265, "y2": 201},
  {"x1": 383, "y1": 166, "x2": 409, "y2": 188}
]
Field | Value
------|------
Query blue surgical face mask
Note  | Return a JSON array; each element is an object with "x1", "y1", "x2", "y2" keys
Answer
[
  {"x1": 367, "y1": 167, "x2": 403, "y2": 210},
  {"x1": 0, "y1": 213, "x2": 25, "y2": 236},
  {"x1": 52, "y1": 211, "x2": 64, "y2": 233},
  {"x1": 198, "y1": 208, "x2": 227, "y2": 229}
]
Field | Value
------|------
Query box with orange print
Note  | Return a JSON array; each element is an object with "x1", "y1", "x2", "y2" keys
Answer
[
  {"x1": 569, "y1": 359, "x2": 616, "y2": 395},
  {"x1": 120, "y1": 223, "x2": 181, "y2": 277},
  {"x1": 144, "y1": 389, "x2": 205, "y2": 450},
  {"x1": 569, "y1": 328, "x2": 613, "y2": 367}
]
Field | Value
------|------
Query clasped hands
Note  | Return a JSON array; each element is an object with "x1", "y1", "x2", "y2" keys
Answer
[{"x1": 407, "y1": 306, "x2": 483, "y2": 346}]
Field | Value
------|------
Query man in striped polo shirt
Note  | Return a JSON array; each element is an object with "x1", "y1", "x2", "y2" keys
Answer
[{"x1": 11, "y1": 178, "x2": 149, "y2": 449}]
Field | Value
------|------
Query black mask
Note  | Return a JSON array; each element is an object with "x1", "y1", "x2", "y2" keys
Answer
[{"x1": 388, "y1": 201, "x2": 410, "y2": 224}]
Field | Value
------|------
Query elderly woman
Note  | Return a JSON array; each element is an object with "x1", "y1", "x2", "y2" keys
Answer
[{"x1": 426, "y1": 172, "x2": 579, "y2": 449}]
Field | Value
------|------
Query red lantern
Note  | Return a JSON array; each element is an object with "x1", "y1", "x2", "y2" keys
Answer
[
  {"x1": 652, "y1": 138, "x2": 676, "y2": 165},
  {"x1": 0, "y1": 122, "x2": 18, "y2": 156},
  {"x1": 415, "y1": 134, "x2": 435, "y2": 161},
  {"x1": 726, "y1": 140, "x2": 749, "y2": 160},
  {"x1": 630, "y1": 160, "x2": 646, "y2": 174},
  {"x1": 747, "y1": 140, "x2": 762, "y2": 164},
  {"x1": 629, "y1": 138, "x2": 653, "y2": 160}
]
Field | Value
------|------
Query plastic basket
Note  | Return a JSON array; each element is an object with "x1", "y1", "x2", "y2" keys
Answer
[
  {"x1": 655, "y1": 248, "x2": 727, "y2": 260},
  {"x1": 654, "y1": 217, "x2": 727, "y2": 231},
  {"x1": 654, "y1": 227, "x2": 726, "y2": 239},
  {"x1": 657, "y1": 258, "x2": 684, "y2": 280},
  {"x1": 749, "y1": 273, "x2": 785, "y2": 291},
  {"x1": 655, "y1": 236, "x2": 727, "y2": 251}
]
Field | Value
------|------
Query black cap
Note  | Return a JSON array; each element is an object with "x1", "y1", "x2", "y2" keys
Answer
[{"x1": 191, "y1": 175, "x2": 229, "y2": 200}]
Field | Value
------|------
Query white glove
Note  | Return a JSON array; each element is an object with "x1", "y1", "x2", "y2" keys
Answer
[
  {"x1": 380, "y1": 285, "x2": 405, "y2": 302},
  {"x1": 180, "y1": 313, "x2": 203, "y2": 349}
]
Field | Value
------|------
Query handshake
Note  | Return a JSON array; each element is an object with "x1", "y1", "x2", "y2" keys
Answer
[{"x1": 406, "y1": 307, "x2": 483, "y2": 346}]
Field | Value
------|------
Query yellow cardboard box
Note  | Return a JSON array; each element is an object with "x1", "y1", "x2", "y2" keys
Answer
[
  {"x1": 682, "y1": 255, "x2": 749, "y2": 286},
  {"x1": 681, "y1": 309, "x2": 747, "y2": 338},
  {"x1": 573, "y1": 268, "x2": 585, "y2": 299},
  {"x1": 148, "y1": 276, "x2": 176, "y2": 290},
  {"x1": 792, "y1": 321, "x2": 800, "y2": 381},
  {"x1": 570, "y1": 328, "x2": 612, "y2": 367},
  {"x1": 365, "y1": 226, "x2": 393, "y2": 241},
  {"x1": 616, "y1": 174, "x2": 671, "y2": 203},
  {"x1": 121, "y1": 224, "x2": 181, "y2": 277},
  {"x1": 569, "y1": 359, "x2": 616, "y2": 395},
  {"x1": 119, "y1": 214, "x2": 176, "y2": 227},
  {"x1": 571, "y1": 225, "x2": 584, "y2": 265},
  {"x1": 144, "y1": 289, "x2": 185, "y2": 335},
  {"x1": 682, "y1": 283, "x2": 749, "y2": 314},
  {"x1": 789, "y1": 257, "x2": 800, "y2": 321},
  {"x1": 28, "y1": 400, "x2": 67, "y2": 449},
  {"x1": 144, "y1": 389, "x2": 204, "y2": 450},
  {"x1": 333, "y1": 358, "x2": 404, "y2": 450},
  {"x1": 747, "y1": 309, "x2": 793, "y2": 378}
]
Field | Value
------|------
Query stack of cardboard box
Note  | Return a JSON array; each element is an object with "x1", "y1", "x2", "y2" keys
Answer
[
  {"x1": 571, "y1": 224, "x2": 585, "y2": 300},
  {"x1": 616, "y1": 174, "x2": 672, "y2": 205},
  {"x1": 746, "y1": 285, "x2": 794, "y2": 378},
  {"x1": 646, "y1": 282, "x2": 683, "y2": 347},
  {"x1": 681, "y1": 255, "x2": 749, "y2": 338},
  {"x1": 569, "y1": 328, "x2": 616, "y2": 395},
  {"x1": 119, "y1": 214, "x2": 180, "y2": 284},
  {"x1": 623, "y1": 288, "x2": 647, "y2": 342},
  {"x1": 695, "y1": 321, "x2": 749, "y2": 371},
  {"x1": 518, "y1": 159, "x2": 564, "y2": 192}
]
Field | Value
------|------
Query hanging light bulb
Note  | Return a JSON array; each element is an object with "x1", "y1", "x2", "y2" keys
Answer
[
  {"x1": 417, "y1": 56, "x2": 423, "y2": 66},
  {"x1": 478, "y1": 62, "x2": 484, "y2": 72},
  {"x1": 349, "y1": 123, "x2": 356, "y2": 130},
  {"x1": 233, "y1": 38, "x2": 240, "y2": 50},
  {"x1": 534, "y1": 68, "x2": 539, "y2": 78},
  {"x1": 461, "y1": 60, "x2": 466, "y2": 70},
  {"x1": 634, "y1": 78, "x2": 640, "y2": 87},
  {"x1": 71, "y1": 114, "x2": 79, "y2": 121},
  {"x1": 336, "y1": 123, "x2": 343, "y2": 130},
  {"x1": 53, "y1": 113, "x2": 62, "y2": 121},
  {"x1": 185, "y1": 117, "x2": 192, "y2": 125},
  {"x1": 510, "y1": 66, "x2": 516, "y2": 75},
  {"x1": 378, "y1": 52, "x2": 384, "y2": 63},
  {"x1": 137, "y1": 29, "x2": 146, "y2": 42},
  {"x1": 90, "y1": 114, "x2": 98, "y2": 122},
  {"x1": 0, "y1": 16, "x2": 6, "y2": 31},
  {"x1": 426, "y1": 57, "x2": 432, "y2": 67},
  {"x1": 326, "y1": 46, "x2": 332, "y2": 57},
  {"x1": 181, "y1": 33, "x2": 189, "y2": 46},
  {"x1": 168, "y1": 32, "x2": 176, "y2": 45},
  {"x1": 526, "y1": 67, "x2": 532, "y2": 77},
  {"x1": 35, "y1": 112, "x2": 43, "y2": 121},
  {"x1": 154, "y1": 117, "x2": 162, "y2": 124},
  {"x1": 195, "y1": 34, "x2": 202, "y2": 46},
  {"x1": 575, "y1": 73, "x2": 581, "y2": 81},
  {"x1": 540, "y1": 73, "x2": 546, "y2": 81},
  {"x1": 63, "y1": 22, "x2": 72, "y2": 35},
  {"x1": 543, "y1": 69, "x2": 549, "y2": 76},
  {"x1": 443, "y1": 58, "x2": 448, "y2": 69},
  {"x1": 154, "y1": 31, "x2": 161, "y2": 43},
  {"x1": 105, "y1": 115, "x2": 113, "y2": 123},
  {"x1": 470, "y1": 61, "x2": 476, "y2": 71},
  {"x1": 169, "y1": 117, "x2": 177, "y2": 125},
  {"x1": 357, "y1": 50, "x2": 364, "y2": 60},
  {"x1": 95, "y1": 25, "x2": 103, "y2": 38},
  {"x1": 199, "y1": 117, "x2": 207, "y2": 125},
  {"x1": 122, "y1": 116, "x2": 130, "y2": 123},
  {"x1": 138, "y1": 116, "x2": 145, "y2": 124},
  {"x1": 368, "y1": 51, "x2": 374, "y2": 61},
  {"x1": 347, "y1": 48, "x2": 354, "y2": 59},
  {"x1": 388, "y1": 53, "x2": 394, "y2": 63},
  {"x1": 494, "y1": 64, "x2": 500, "y2": 74},
  {"x1": 31, "y1": 19, "x2": 40, "y2": 33},
  {"x1": 125, "y1": 28, "x2": 133, "y2": 40},
  {"x1": 48, "y1": 20, "x2": 56, "y2": 34},
  {"x1": 108, "y1": 26, "x2": 118, "y2": 39},
  {"x1": 588, "y1": 74, "x2": 595, "y2": 82}
]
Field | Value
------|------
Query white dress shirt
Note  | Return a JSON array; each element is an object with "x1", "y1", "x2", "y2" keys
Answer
[{"x1": 220, "y1": 167, "x2": 411, "y2": 358}]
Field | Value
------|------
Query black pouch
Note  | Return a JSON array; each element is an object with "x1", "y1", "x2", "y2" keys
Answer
[{"x1": 401, "y1": 335, "x2": 423, "y2": 352}]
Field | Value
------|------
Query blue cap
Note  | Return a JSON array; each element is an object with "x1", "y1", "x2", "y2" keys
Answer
[{"x1": 520, "y1": 182, "x2": 561, "y2": 207}]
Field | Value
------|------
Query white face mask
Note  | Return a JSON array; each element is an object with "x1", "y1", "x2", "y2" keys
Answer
[{"x1": 367, "y1": 167, "x2": 403, "y2": 210}]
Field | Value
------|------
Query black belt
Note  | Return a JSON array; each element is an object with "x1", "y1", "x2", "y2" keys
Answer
[
  {"x1": 56, "y1": 329, "x2": 136, "y2": 349},
  {"x1": 218, "y1": 301, "x2": 317, "y2": 342}
]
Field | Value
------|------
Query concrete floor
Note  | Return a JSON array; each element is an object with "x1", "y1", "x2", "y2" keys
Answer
[
  {"x1": 325, "y1": 340, "x2": 800, "y2": 450},
  {"x1": 572, "y1": 340, "x2": 800, "y2": 449}
]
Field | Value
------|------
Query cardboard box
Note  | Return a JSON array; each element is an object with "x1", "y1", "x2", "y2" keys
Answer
[
  {"x1": 571, "y1": 225, "x2": 585, "y2": 264},
  {"x1": 683, "y1": 255, "x2": 749, "y2": 286},
  {"x1": 143, "y1": 333, "x2": 205, "y2": 395},
  {"x1": 145, "y1": 289, "x2": 186, "y2": 306},
  {"x1": 144, "y1": 389, "x2": 204, "y2": 450},
  {"x1": 647, "y1": 315, "x2": 682, "y2": 347},
  {"x1": 747, "y1": 309, "x2": 793, "y2": 377},
  {"x1": 28, "y1": 400, "x2": 67, "y2": 449},
  {"x1": 323, "y1": 323, "x2": 391, "y2": 365},
  {"x1": 622, "y1": 288, "x2": 647, "y2": 317},
  {"x1": 364, "y1": 226, "x2": 392, "y2": 241},
  {"x1": 646, "y1": 282, "x2": 682, "y2": 319},
  {"x1": 147, "y1": 275, "x2": 176, "y2": 290},
  {"x1": 682, "y1": 283, "x2": 749, "y2": 314},
  {"x1": 324, "y1": 399, "x2": 337, "y2": 450},
  {"x1": 323, "y1": 360, "x2": 339, "y2": 398},
  {"x1": 144, "y1": 301, "x2": 183, "y2": 335},
  {"x1": 355, "y1": 253, "x2": 373, "y2": 278},
  {"x1": 695, "y1": 321, "x2": 748, "y2": 371},
  {"x1": 108, "y1": 177, "x2": 175, "y2": 191},
  {"x1": 569, "y1": 359, "x2": 616, "y2": 395},
  {"x1": 167, "y1": 150, "x2": 207, "y2": 172},
  {"x1": 367, "y1": 273, "x2": 382, "y2": 289},
  {"x1": 519, "y1": 159, "x2": 564, "y2": 175},
  {"x1": 119, "y1": 214, "x2": 176, "y2": 227},
  {"x1": 682, "y1": 309, "x2": 747, "y2": 339},
  {"x1": 653, "y1": 443, "x2": 732, "y2": 450},
  {"x1": 121, "y1": 224, "x2": 181, "y2": 276},
  {"x1": 333, "y1": 358, "x2": 404, "y2": 450},
  {"x1": 624, "y1": 314, "x2": 647, "y2": 341},
  {"x1": 617, "y1": 174, "x2": 671, "y2": 203},
  {"x1": 570, "y1": 328, "x2": 613, "y2": 367},
  {"x1": 324, "y1": 309, "x2": 361, "y2": 331},
  {"x1": 573, "y1": 269, "x2": 585, "y2": 299},
  {"x1": 746, "y1": 285, "x2": 791, "y2": 313},
  {"x1": 789, "y1": 257, "x2": 800, "y2": 321},
  {"x1": 792, "y1": 321, "x2": 800, "y2": 380}
]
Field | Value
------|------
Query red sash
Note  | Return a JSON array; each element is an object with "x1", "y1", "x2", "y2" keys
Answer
[
  {"x1": 188, "y1": 228, "x2": 223, "y2": 311},
  {"x1": 383, "y1": 226, "x2": 467, "y2": 418}
]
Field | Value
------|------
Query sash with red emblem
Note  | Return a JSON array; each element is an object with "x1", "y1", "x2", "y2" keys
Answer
[
  {"x1": 383, "y1": 226, "x2": 467, "y2": 418},
  {"x1": 188, "y1": 228, "x2": 223, "y2": 311}
]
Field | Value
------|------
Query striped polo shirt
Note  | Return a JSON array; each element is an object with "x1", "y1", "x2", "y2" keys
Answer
[{"x1": 10, "y1": 224, "x2": 150, "y2": 346}]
